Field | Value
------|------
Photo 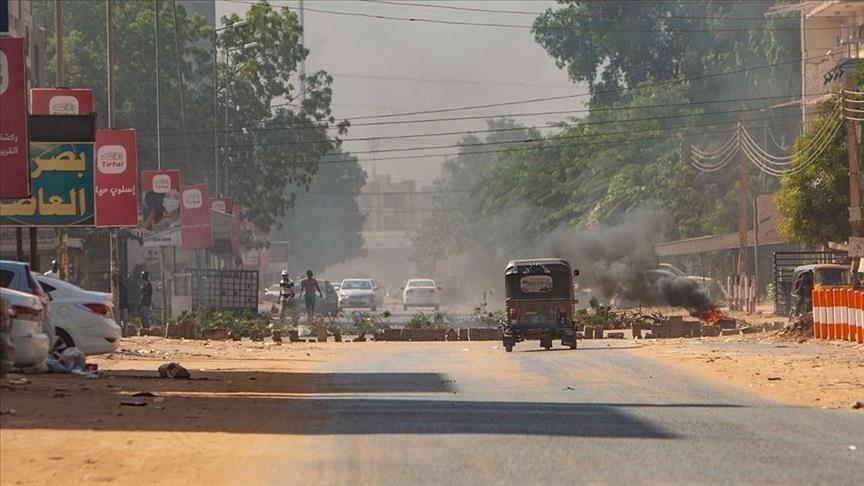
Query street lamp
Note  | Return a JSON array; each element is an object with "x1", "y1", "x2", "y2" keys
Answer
[
  {"x1": 213, "y1": 20, "x2": 250, "y2": 195},
  {"x1": 222, "y1": 41, "x2": 258, "y2": 195}
]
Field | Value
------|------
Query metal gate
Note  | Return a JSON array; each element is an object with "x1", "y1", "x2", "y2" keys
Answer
[
  {"x1": 191, "y1": 269, "x2": 259, "y2": 313},
  {"x1": 773, "y1": 251, "x2": 849, "y2": 315}
]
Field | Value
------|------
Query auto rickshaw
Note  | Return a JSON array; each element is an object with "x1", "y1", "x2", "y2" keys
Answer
[
  {"x1": 789, "y1": 263, "x2": 852, "y2": 316},
  {"x1": 501, "y1": 258, "x2": 579, "y2": 352}
]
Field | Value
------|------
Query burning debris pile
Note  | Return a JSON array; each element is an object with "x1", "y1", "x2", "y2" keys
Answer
[{"x1": 538, "y1": 208, "x2": 723, "y2": 315}]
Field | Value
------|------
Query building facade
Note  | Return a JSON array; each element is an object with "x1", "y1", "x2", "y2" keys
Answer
[
  {"x1": 801, "y1": 1, "x2": 864, "y2": 120},
  {"x1": 4, "y1": 0, "x2": 47, "y2": 87}
]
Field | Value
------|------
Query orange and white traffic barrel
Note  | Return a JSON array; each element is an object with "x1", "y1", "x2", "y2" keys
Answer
[
  {"x1": 858, "y1": 291, "x2": 864, "y2": 344},
  {"x1": 853, "y1": 289, "x2": 861, "y2": 343},
  {"x1": 813, "y1": 289, "x2": 823, "y2": 339},
  {"x1": 838, "y1": 289, "x2": 853, "y2": 341},
  {"x1": 846, "y1": 288, "x2": 854, "y2": 342},
  {"x1": 827, "y1": 290, "x2": 837, "y2": 340}
]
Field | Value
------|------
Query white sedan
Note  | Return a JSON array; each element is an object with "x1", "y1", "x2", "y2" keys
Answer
[
  {"x1": 0, "y1": 287, "x2": 51, "y2": 366},
  {"x1": 34, "y1": 275, "x2": 121, "y2": 356},
  {"x1": 402, "y1": 279, "x2": 441, "y2": 311}
]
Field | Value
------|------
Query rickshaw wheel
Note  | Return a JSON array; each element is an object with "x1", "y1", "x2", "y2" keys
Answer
[{"x1": 505, "y1": 344, "x2": 513, "y2": 352}]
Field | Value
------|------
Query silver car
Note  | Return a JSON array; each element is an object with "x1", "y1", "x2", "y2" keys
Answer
[{"x1": 338, "y1": 279, "x2": 383, "y2": 311}]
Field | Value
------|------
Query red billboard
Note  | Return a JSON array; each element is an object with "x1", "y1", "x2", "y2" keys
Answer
[
  {"x1": 0, "y1": 37, "x2": 30, "y2": 198},
  {"x1": 210, "y1": 196, "x2": 233, "y2": 214},
  {"x1": 30, "y1": 88, "x2": 94, "y2": 115},
  {"x1": 95, "y1": 129, "x2": 138, "y2": 227},
  {"x1": 180, "y1": 184, "x2": 212, "y2": 250},
  {"x1": 141, "y1": 169, "x2": 181, "y2": 246}
]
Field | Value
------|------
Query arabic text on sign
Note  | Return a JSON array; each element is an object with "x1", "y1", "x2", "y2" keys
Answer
[
  {"x1": 30, "y1": 151, "x2": 87, "y2": 178},
  {"x1": 0, "y1": 188, "x2": 88, "y2": 217}
]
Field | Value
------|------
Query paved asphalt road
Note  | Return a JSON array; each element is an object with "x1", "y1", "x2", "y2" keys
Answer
[{"x1": 238, "y1": 341, "x2": 862, "y2": 485}]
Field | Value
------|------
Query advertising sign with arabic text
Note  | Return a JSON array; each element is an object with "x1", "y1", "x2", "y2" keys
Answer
[
  {"x1": 141, "y1": 169, "x2": 181, "y2": 247},
  {"x1": 181, "y1": 184, "x2": 212, "y2": 250},
  {"x1": 0, "y1": 37, "x2": 30, "y2": 198},
  {"x1": 0, "y1": 142, "x2": 95, "y2": 226},
  {"x1": 30, "y1": 88, "x2": 94, "y2": 115},
  {"x1": 0, "y1": 115, "x2": 96, "y2": 226},
  {"x1": 95, "y1": 129, "x2": 138, "y2": 227}
]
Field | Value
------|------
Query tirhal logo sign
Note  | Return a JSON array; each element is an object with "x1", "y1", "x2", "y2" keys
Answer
[
  {"x1": 211, "y1": 199, "x2": 227, "y2": 212},
  {"x1": 96, "y1": 145, "x2": 127, "y2": 174},
  {"x1": 183, "y1": 188, "x2": 203, "y2": 209},
  {"x1": 152, "y1": 174, "x2": 172, "y2": 193},
  {"x1": 48, "y1": 95, "x2": 80, "y2": 115}
]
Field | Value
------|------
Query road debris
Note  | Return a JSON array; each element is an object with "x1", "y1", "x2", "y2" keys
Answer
[
  {"x1": 851, "y1": 401, "x2": 863, "y2": 410},
  {"x1": 132, "y1": 391, "x2": 157, "y2": 397},
  {"x1": 158, "y1": 363, "x2": 191, "y2": 379},
  {"x1": 119, "y1": 400, "x2": 147, "y2": 407}
]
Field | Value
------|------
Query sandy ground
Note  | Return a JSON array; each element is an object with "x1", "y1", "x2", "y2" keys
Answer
[
  {"x1": 0, "y1": 339, "x2": 341, "y2": 485},
  {"x1": 1, "y1": 316, "x2": 862, "y2": 485}
]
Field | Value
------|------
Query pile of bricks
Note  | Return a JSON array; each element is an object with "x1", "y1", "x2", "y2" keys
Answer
[{"x1": 374, "y1": 327, "x2": 501, "y2": 342}]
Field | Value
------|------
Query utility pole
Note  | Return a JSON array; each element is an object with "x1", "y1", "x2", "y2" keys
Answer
[
  {"x1": 737, "y1": 122, "x2": 749, "y2": 278},
  {"x1": 846, "y1": 75, "x2": 862, "y2": 238},
  {"x1": 155, "y1": 0, "x2": 168, "y2": 326},
  {"x1": 56, "y1": 0, "x2": 68, "y2": 280},
  {"x1": 107, "y1": 0, "x2": 120, "y2": 314}
]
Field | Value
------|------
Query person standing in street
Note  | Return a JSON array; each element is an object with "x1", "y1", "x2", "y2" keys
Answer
[
  {"x1": 300, "y1": 270, "x2": 323, "y2": 322},
  {"x1": 139, "y1": 271, "x2": 153, "y2": 330}
]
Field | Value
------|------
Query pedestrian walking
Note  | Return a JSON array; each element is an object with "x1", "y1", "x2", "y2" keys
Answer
[
  {"x1": 300, "y1": 270, "x2": 323, "y2": 322},
  {"x1": 139, "y1": 271, "x2": 153, "y2": 330}
]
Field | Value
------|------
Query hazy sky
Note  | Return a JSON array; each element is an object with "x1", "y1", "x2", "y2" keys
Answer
[{"x1": 216, "y1": 0, "x2": 589, "y2": 185}]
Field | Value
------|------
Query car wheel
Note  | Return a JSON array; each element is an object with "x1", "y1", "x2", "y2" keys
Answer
[{"x1": 55, "y1": 328, "x2": 75, "y2": 352}]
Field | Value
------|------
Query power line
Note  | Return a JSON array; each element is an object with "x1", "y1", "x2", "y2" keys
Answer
[
  {"x1": 326, "y1": 71, "x2": 576, "y2": 89},
  {"x1": 225, "y1": 0, "x2": 810, "y2": 32},
  {"x1": 173, "y1": 100, "x2": 805, "y2": 154},
  {"x1": 361, "y1": 0, "x2": 799, "y2": 21},
  {"x1": 312, "y1": 114, "x2": 806, "y2": 164},
  {"x1": 139, "y1": 93, "x2": 800, "y2": 140}
]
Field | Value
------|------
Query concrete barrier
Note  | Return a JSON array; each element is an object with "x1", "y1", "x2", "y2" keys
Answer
[{"x1": 468, "y1": 328, "x2": 501, "y2": 341}]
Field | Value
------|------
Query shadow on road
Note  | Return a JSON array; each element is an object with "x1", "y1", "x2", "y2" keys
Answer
[{"x1": 0, "y1": 369, "x2": 743, "y2": 438}]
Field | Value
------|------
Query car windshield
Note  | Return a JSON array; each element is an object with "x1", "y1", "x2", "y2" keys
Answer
[
  {"x1": 815, "y1": 268, "x2": 851, "y2": 286},
  {"x1": 407, "y1": 280, "x2": 434, "y2": 288},
  {"x1": 341, "y1": 280, "x2": 371, "y2": 290}
]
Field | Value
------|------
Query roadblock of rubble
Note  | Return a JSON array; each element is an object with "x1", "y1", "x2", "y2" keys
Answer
[{"x1": 373, "y1": 328, "x2": 502, "y2": 342}]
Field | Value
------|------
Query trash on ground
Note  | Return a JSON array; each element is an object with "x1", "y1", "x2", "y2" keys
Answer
[
  {"x1": 158, "y1": 362, "x2": 191, "y2": 379},
  {"x1": 120, "y1": 400, "x2": 147, "y2": 407}
]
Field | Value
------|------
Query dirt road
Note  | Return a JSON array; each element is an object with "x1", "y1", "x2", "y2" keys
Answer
[{"x1": 1, "y1": 336, "x2": 862, "y2": 485}]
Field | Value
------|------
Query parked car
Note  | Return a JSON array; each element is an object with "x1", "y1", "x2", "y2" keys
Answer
[
  {"x1": 1, "y1": 260, "x2": 55, "y2": 348},
  {"x1": 338, "y1": 278, "x2": 383, "y2": 311},
  {"x1": 0, "y1": 297, "x2": 15, "y2": 377},
  {"x1": 401, "y1": 279, "x2": 441, "y2": 311},
  {"x1": 33, "y1": 275, "x2": 121, "y2": 356},
  {"x1": 0, "y1": 287, "x2": 50, "y2": 366},
  {"x1": 263, "y1": 283, "x2": 281, "y2": 302},
  {"x1": 658, "y1": 263, "x2": 726, "y2": 303}
]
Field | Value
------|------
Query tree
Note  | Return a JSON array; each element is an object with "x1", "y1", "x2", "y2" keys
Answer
[
  {"x1": 470, "y1": 0, "x2": 799, "y2": 241},
  {"x1": 33, "y1": 0, "x2": 349, "y2": 237},
  {"x1": 32, "y1": 0, "x2": 215, "y2": 181},
  {"x1": 270, "y1": 150, "x2": 367, "y2": 271},
  {"x1": 775, "y1": 97, "x2": 849, "y2": 248},
  {"x1": 410, "y1": 118, "x2": 537, "y2": 274},
  {"x1": 217, "y1": 3, "x2": 348, "y2": 233}
]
